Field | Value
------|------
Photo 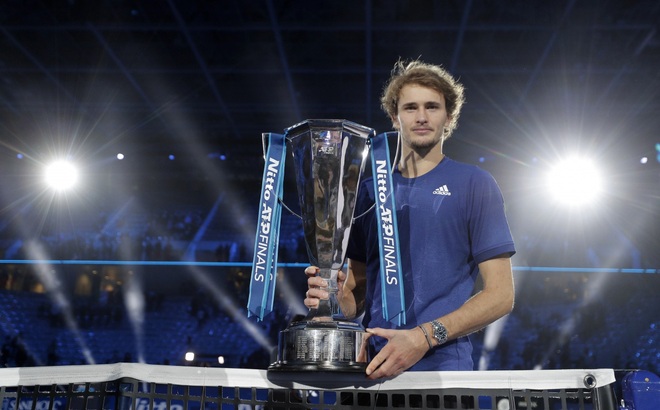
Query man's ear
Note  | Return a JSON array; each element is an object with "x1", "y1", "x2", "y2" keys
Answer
[{"x1": 391, "y1": 115, "x2": 400, "y2": 130}]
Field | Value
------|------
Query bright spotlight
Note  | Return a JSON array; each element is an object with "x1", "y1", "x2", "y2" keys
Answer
[
  {"x1": 545, "y1": 157, "x2": 603, "y2": 207},
  {"x1": 44, "y1": 160, "x2": 79, "y2": 191},
  {"x1": 184, "y1": 351, "x2": 195, "y2": 362}
]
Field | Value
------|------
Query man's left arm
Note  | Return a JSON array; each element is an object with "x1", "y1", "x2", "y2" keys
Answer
[
  {"x1": 428, "y1": 255, "x2": 515, "y2": 342},
  {"x1": 365, "y1": 255, "x2": 514, "y2": 379}
]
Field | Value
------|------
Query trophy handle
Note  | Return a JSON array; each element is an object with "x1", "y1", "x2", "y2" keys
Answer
[
  {"x1": 352, "y1": 131, "x2": 401, "y2": 222},
  {"x1": 262, "y1": 132, "x2": 303, "y2": 220}
]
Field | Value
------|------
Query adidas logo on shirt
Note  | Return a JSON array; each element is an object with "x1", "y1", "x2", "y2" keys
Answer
[{"x1": 433, "y1": 184, "x2": 451, "y2": 196}]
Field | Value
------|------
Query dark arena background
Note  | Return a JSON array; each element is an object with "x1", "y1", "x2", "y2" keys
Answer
[{"x1": 0, "y1": 1, "x2": 659, "y2": 409}]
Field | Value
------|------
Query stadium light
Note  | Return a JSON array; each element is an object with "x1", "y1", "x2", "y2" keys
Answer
[
  {"x1": 545, "y1": 157, "x2": 603, "y2": 207},
  {"x1": 185, "y1": 352, "x2": 195, "y2": 362},
  {"x1": 44, "y1": 160, "x2": 79, "y2": 191}
]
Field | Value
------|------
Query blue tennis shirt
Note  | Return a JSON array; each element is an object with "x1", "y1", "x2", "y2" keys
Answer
[{"x1": 347, "y1": 157, "x2": 516, "y2": 370}]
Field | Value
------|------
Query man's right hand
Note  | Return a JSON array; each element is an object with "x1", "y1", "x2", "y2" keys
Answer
[{"x1": 303, "y1": 266, "x2": 347, "y2": 310}]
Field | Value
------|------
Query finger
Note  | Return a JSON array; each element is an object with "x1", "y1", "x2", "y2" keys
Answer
[
  {"x1": 304, "y1": 295, "x2": 318, "y2": 309},
  {"x1": 304, "y1": 290, "x2": 321, "y2": 308},
  {"x1": 304, "y1": 266, "x2": 320, "y2": 277},
  {"x1": 366, "y1": 327, "x2": 391, "y2": 340},
  {"x1": 366, "y1": 354, "x2": 398, "y2": 380},
  {"x1": 307, "y1": 276, "x2": 328, "y2": 289},
  {"x1": 304, "y1": 287, "x2": 329, "y2": 310},
  {"x1": 306, "y1": 287, "x2": 329, "y2": 300},
  {"x1": 365, "y1": 354, "x2": 385, "y2": 378},
  {"x1": 367, "y1": 352, "x2": 404, "y2": 380}
]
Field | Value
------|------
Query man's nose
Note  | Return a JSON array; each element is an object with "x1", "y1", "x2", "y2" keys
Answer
[{"x1": 416, "y1": 109, "x2": 428, "y2": 123}]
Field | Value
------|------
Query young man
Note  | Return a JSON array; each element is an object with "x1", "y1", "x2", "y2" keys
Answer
[{"x1": 305, "y1": 59, "x2": 516, "y2": 379}]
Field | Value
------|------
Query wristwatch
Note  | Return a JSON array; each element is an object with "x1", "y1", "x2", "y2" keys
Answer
[{"x1": 430, "y1": 320, "x2": 448, "y2": 346}]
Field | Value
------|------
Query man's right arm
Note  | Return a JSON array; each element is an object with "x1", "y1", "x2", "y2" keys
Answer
[{"x1": 340, "y1": 258, "x2": 367, "y2": 319}]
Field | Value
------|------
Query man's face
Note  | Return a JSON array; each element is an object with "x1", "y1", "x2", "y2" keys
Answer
[{"x1": 393, "y1": 84, "x2": 451, "y2": 151}]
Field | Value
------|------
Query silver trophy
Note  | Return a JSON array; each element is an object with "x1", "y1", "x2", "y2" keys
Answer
[{"x1": 269, "y1": 119, "x2": 374, "y2": 372}]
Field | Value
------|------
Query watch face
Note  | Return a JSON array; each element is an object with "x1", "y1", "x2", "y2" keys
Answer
[{"x1": 432, "y1": 320, "x2": 447, "y2": 344}]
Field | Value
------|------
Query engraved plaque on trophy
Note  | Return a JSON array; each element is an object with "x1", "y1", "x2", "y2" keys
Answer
[{"x1": 268, "y1": 119, "x2": 374, "y2": 372}]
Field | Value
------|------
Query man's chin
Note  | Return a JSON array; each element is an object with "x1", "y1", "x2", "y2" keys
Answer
[{"x1": 409, "y1": 138, "x2": 442, "y2": 151}]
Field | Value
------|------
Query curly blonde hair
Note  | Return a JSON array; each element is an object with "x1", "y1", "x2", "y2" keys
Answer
[{"x1": 380, "y1": 59, "x2": 465, "y2": 138}]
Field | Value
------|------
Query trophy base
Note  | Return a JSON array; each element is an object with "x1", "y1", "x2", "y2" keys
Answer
[
  {"x1": 268, "y1": 319, "x2": 369, "y2": 373},
  {"x1": 268, "y1": 361, "x2": 366, "y2": 373}
]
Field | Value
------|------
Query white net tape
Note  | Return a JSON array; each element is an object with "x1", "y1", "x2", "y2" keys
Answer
[{"x1": 0, "y1": 363, "x2": 615, "y2": 391}]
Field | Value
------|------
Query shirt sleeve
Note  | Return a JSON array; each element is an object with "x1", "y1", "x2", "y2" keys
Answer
[{"x1": 467, "y1": 168, "x2": 516, "y2": 264}]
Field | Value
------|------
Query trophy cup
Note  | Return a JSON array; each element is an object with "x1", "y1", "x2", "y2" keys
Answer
[{"x1": 268, "y1": 119, "x2": 374, "y2": 372}]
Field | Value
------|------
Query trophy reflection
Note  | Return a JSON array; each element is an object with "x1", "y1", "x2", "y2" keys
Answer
[{"x1": 269, "y1": 119, "x2": 373, "y2": 372}]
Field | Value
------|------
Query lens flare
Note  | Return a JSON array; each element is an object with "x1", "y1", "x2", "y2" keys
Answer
[
  {"x1": 44, "y1": 160, "x2": 79, "y2": 191},
  {"x1": 545, "y1": 157, "x2": 603, "y2": 207}
]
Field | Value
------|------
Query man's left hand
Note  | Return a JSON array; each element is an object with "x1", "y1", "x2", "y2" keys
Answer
[{"x1": 364, "y1": 327, "x2": 429, "y2": 380}]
